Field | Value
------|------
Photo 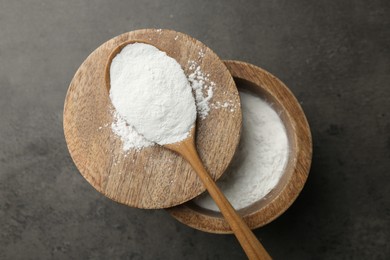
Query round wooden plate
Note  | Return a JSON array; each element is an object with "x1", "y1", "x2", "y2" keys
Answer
[
  {"x1": 167, "y1": 60, "x2": 312, "y2": 233},
  {"x1": 63, "y1": 29, "x2": 241, "y2": 209}
]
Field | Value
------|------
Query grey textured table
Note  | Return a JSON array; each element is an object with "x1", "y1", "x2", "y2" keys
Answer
[{"x1": 0, "y1": 1, "x2": 389, "y2": 259}]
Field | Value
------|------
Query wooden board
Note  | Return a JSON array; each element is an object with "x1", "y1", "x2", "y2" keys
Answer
[
  {"x1": 167, "y1": 60, "x2": 312, "y2": 233},
  {"x1": 63, "y1": 30, "x2": 242, "y2": 209}
]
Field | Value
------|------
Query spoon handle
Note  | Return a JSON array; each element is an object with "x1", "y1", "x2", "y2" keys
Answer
[{"x1": 179, "y1": 143, "x2": 272, "y2": 260}]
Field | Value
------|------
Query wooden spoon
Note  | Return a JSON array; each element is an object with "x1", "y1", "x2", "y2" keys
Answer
[
  {"x1": 105, "y1": 41, "x2": 271, "y2": 260},
  {"x1": 165, "y1": 127, "x2": 271, "y2": 260}
]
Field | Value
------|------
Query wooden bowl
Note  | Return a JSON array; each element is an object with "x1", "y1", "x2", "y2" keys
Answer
[{"x1": 167, "y1": 60, "x2": 312, "y2": 233}]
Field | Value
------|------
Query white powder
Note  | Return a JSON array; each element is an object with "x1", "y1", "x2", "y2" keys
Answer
[
  {"x1": 194, "y1": 90, "x2": 289, "y2": 211},
  {"x1": 111, "y1": 111, "x2": 153, "y2": 150},
  {"x1": 188, "y1": 60, "x2": 236, "y2": 115},
  {"x1": 188, "y1": 60, "x2": 215, "y2": 119},
  {"x1": 109, "y1": 44, "x2": 216, "y2": 150},
  {"x1": 109, "y1": 43, "x2": 196, "y2": 145}
]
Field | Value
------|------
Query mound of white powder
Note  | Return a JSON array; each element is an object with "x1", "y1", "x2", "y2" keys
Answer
[
  {"x1": 194, "y1": 90, "x2": 289, "y2": 211},
  {"x1": 109, "y1": 43, "x2": 196, "y2": 145}
]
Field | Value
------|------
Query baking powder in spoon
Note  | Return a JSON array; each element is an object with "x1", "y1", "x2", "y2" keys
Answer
[{"x1": 109, "y1": 43, "x2": 196, "y2": 145}]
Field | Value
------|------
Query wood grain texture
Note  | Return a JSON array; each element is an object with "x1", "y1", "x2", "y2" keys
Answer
[
  {"x1": 167, "y1": 60, "x2": 312, "y2": 234},
  {"x1": 63, "y1": 30, "x2": 242, "y2": 209}
]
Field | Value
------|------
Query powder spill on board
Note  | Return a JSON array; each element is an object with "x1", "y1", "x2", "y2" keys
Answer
[
  {"x1": 111, "y1": 111, "x2": 153, "y2": 150},
  {"x1": 188, "y1": 58, "x2": 237, "y2": 119},
  {"x1": 188, "y1": 60, "x2": 215, "y2": 119},
  {"x1": 194, "y1": 90, "x2": 289, "y2": 211}
]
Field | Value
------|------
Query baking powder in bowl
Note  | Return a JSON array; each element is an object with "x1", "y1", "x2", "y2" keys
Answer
[{"x1": 194, "y1": 90, "x2": 289, "y2": 211}]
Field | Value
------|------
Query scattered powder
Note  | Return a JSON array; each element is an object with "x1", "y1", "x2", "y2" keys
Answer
[
  {"x1": 189, "y1": 47, "x2": 236, "y2": 118},
  {"x1": 194, "y1": 90, "x2": 289, "y2": 211},
  {"x1": 111, "y1": 111, "x2": 153, "y2": 150},
  {"x1": 211, "y1": 100, "x2": 236, "y2": 110},
  {"x1": 109, "y1": 43, "x2": 196, "y2": 145},
  {"x1": 198, "y1": 49, "x2": 205, "y2": 58},
  {"x1": 188, "y1": 60, "x2": 215, "y2": 119}
]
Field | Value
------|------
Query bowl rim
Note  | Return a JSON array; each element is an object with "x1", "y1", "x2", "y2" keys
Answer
[{"x1": 167, "y1": 60, "x2": 312, "y2": 234}]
